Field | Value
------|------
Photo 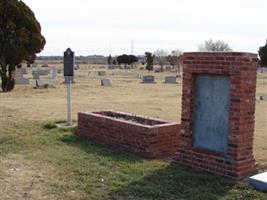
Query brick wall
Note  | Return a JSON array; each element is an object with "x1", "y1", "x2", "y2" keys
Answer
[
  {"x1": 173, "y1": 52, "x2": 258, "y2": 180},
  {"x1": 77, "y1": 111, "x2": 180, "y2": 158}
]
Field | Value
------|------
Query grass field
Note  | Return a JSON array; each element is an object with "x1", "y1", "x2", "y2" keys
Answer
[{"x1": 0, "y1": 64, "x2": 267, "y2": 199}]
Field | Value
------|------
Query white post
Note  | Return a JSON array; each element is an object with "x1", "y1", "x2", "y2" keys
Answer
[{"x1": 66, "y1": 81, "x2": 72, "y2": 126}]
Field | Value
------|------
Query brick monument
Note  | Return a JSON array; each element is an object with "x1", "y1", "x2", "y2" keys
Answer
[{"x1": 173, "y1": 52, "x2": 258, "y2": 180}]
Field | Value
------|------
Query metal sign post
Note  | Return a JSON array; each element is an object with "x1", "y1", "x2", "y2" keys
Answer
[{"x1": 63, "y1": 48, "x2": 74, "y2": 126}]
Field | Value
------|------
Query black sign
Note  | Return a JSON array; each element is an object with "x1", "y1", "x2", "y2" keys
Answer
[{"x1": 64, "y1": 48, "x2": 74, "y2": 77}]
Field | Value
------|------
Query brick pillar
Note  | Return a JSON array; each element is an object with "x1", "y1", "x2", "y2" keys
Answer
[{"x1": 173, "y1": 52, "x2": 258, "y2": 180}]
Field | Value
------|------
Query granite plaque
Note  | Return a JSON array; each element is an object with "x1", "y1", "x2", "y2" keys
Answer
[
  {"x1": 64, "y1": 48, "x2": 74, "y2": 77},
  {"x1": 193, "y1": 75, "x2": 230, "y2": 153}
]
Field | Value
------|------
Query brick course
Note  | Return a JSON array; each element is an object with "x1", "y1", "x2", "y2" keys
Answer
[
  {"x1": 77, "y1": 110, "x2": 180, "y2": 158},
  {"x1": 173, "y1": 52, "x2": 258, "y2": 180}
]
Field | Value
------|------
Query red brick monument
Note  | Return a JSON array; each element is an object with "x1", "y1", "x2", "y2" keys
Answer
[{"x1": 173, "y1": 52, "x2": 258, "y2": 180}]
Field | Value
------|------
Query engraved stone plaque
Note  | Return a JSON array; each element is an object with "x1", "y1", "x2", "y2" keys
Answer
[
  {"x1": 193, "y1": 75, "x2": 230, "y2": 153},
  {"x1": 64, "y1": 48, "x2": 74, "y2": 77}
]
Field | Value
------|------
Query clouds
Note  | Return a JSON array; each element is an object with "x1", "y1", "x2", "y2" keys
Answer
[{"x1": 23, "y1": 0, "x2": 266, "y2": 55}]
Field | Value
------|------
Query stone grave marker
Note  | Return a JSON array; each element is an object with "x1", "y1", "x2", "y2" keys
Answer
[
  {"x1": 15, "y1": 78, "x2": 29, "y2": 85},
  {"x1": 14, "y1": 69, "x2": 29, "y2": 85},
  {"x1": 101, "y1": 78, "x2": 111, "y2": 86},
  {"x1": 50, "y1": 67, "x2": 58, "y2": 80},
  {"x1": 164, "y1": 76, "x2": 177, "y2": 84},
  {"x1": 98, "y1": 71, "x2": 106, "y2": 76},
  {"x1": 32, "y1": 71, "x2": 40, "y2": 80},
  {"x1": 35, "y1": 79, "x2": 48, "y2": 89},
  {"x1": 260, "y1": 95, "x2": 267, "y2": 101},
  {"x1": 142, "y1": 75, "x2": 155, "y2": 83},
  {"x1": 249, "y1": 172, "x2": 267, "y2": 192}
]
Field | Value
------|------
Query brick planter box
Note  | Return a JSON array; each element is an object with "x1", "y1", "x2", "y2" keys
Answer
[{"x1": 77, "y1": 110, "x2": 180, "y2": 158}]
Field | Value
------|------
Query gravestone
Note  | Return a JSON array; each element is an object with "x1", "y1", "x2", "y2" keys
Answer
[
  {"x1": 193, "y1": 75, "x2": 230, "y2": 153},
  {"x1": 35, "y1": 79, "x2": 47, "y2": 89},
  {"x1": 50, "y1": 67, "x2": 58, "y2": 80},
  {"x1": 101, "y1": 78, "x2": 111, "y2": 86},
  {"x1": 249, "y1": 172, "x2": 267, "y2": 192},
  {"x1": 32, "y1": 71, "x2": 40, "y2": 80},
  {"x1": 174, "y1": 52, "x2": 258, "y2": 180},
  {"x1": 15, "y1": 78, "x2": 29, "y2": 85},
  {"x1": 98, "y1": 71, "x2": 106, "y2": 76},
  {"x1": 259, "y1": 95, "x2": 267, "y2": 101},
  {"x1": 64, "y1": 48, "x2": 74, "y2": 83},
  {"x1": 142, "y1": 75, "x2": 155, "y2": 83},
  {"x1": 164, "y1": 76, "x2": 177, "y2": 84},
  {"x1": 14, "y1": 69, "x2": 29, "y2": 85}
]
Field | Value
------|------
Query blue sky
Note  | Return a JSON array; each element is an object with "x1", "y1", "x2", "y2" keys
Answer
[{"x1": 23, "y1": 0, "x2": 266, "y2": 56}]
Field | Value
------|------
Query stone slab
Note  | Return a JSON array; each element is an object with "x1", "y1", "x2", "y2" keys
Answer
[
  {"x1": 15, "y1": 78, "x2": 29, "y2": 85},
  {"x1": 260, "y1": 95, "x2": 267, "y2": 101},
  {"x1": 164, "y1": 76, "x2": 177, "y2": 84},
  {"x1": 142, "y1": 75, "x2": 156, "y2": 83},
  {"x1": 98, "y1": 71, "x2": 106, "y2": 76},
  {"x1": 249, "y1": 172, "x2": 267, "y2": 192},
  {"x1": 101, "y1": 78, "x2": 111, "y2": 86}
]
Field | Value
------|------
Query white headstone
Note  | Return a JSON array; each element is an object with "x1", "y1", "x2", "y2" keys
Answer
[
  {"x1": 101, "y1": 78, "x2": 111, "y2": 86},
  {"x1": 50, "y1": 67, "x2": 58, "y2": 80},
  {"x1": 249, "y1": 172, "x2": 267, "y2": 192},
  {"x1": 35, "y1": 79, "x2": 47, "y2": 88}
]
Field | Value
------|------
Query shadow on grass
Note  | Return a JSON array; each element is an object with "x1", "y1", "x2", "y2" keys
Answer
[
  {"x1": 60, "y1": 134, "x2": 142, "y2": 164},
  {"x1": 103, "y1": 164, "x2": 260, "y2": 200}
]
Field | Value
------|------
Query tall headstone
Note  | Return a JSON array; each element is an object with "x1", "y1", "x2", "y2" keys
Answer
[
  {"x1": 173, "y1": 52, "x2": 258, "y2": 180},
  {"x1": 50, "y1": 67, "x2": 58, "y2": 80},
  {"x1": 64, "y1": 48, "x2": 74, "y2": 126},
  {"x1": 64, "y1": 48, "x2": 74, "y2": 83}
]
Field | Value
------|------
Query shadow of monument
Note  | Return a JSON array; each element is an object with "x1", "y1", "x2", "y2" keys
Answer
[
  {"x1": 59, "y1": 134, "x2": 142, "y2": 164},
  {"x1": 104, "y1": 164, "x2": 235, "y2": 200}
]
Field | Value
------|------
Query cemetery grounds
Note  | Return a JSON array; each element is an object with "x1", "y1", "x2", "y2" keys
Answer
[{"x1": 0, "y1": 62, "x2": 267, "y2": 200}]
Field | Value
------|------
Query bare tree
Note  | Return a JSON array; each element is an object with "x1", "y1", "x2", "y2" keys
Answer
[
  {"x1": 198, "y1": 39, "x2": 232, "y2": 52},
  {"x1": 154, "y1": 49, "x2": 168, "y2": 71}
]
